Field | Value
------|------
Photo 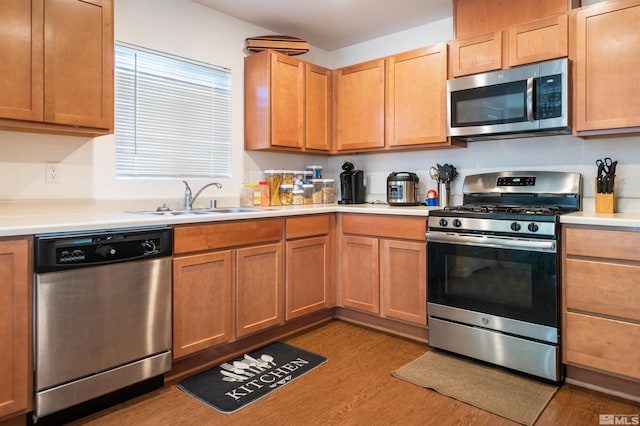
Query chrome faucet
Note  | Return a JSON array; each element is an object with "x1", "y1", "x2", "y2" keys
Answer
[{"x1": 182, "y1": 180, "x2": 222, "y2": 210}]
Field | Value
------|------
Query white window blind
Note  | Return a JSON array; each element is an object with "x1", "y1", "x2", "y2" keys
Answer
[{"x1": 114, "y1": 43, "x2": 232, "y2": 179}]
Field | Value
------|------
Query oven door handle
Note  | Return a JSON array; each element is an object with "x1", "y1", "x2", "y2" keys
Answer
[{"x1": 426, "y1": 232, "x2": 556, "y2": 252}]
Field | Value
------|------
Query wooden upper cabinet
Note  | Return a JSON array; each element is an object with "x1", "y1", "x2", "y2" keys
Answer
[
  {"x1": 43, "y1": 0, "x2": 113, "y2": 130},
  {"x1": 0, "y1": 0, "x2": 113, "y2": 134},
  {"x1": 450, "y1": 31, "x2": 504, "y2": 77},
  {"x1": 270, "y1": 52, "x2": 305, "y2": 149},
  {"x1": 335, "y1": 59, "x2": 385, "y2": 151},
  {"x1": 245, "y1": 50, "x2": 332, "y2": 152},
  {"x1": 0, "y1": 0, "x2": 43, "y2": 122},
  {"x1": 305, "y1": 64, "x2": 333, "y2": 151},
  {"x1": 508, "y1": 14, "x2": 568, "y2": 67},
  {"x1": 574, "y1": 0, "x2": 640, "y2": 134},
  {"x1": 453, "y1": 0, "x2": 573, "y2": 39},
  {"x1": 386, "y1": 44, "x2": 448, "y2": 147},
  {"x1": 452, "y1": 14, "x2": 569, "y2": 77}
]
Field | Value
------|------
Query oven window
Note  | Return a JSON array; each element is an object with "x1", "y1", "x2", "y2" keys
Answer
[
  {"x1": 428, "y1": 242, "x2": 558, "y2": 327},
  {"x1": 448, "y1": 255, "x2": 533, "y2": 309},
  {"x1": 451, "y1": 81, "x2": 527, "y2": 127}
]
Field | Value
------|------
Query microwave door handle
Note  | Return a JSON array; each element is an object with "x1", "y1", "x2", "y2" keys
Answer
[{"x1": 526, "y1": 77, "x2": 534, "y2": 121}]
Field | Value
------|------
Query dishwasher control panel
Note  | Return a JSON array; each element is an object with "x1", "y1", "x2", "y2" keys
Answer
[{"x1": 35, "y1": 227, "x2": 173, "y2": 273}]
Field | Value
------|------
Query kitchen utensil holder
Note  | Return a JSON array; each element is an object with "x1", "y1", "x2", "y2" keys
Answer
[
  {"x1": 595, "y1": 178, "x2": 615, "y2": 213},
  {"x1": 438, "y1": 182, "x2": 450, "y2": 208}
]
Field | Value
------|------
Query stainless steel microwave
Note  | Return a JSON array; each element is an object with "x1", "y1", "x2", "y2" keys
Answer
[{"x1": 446, "y1": 58, "x2": 571, "y2": 141}]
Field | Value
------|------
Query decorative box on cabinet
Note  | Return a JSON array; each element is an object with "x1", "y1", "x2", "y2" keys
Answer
[{"x1": 0, "y1": 0, "x2": 113, "y2": 135}]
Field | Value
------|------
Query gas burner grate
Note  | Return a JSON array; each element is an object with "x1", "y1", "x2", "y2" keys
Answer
[{"x1": 444, "y1": 205, "x2": 562, "y2": 216}]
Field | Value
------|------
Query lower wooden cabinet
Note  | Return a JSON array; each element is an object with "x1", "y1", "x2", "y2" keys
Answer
[
  {"x1": 172, "y1": 219, "x2": 284, "y2": 359},
  {"x1": 341, "y1": 235, "x2": 380, "y2": 313},
  {"x1": 172, "y1": 251, "x2": 233, "y2": 359},
  {"x1": 285, "y1": 214, "x2": 335, "y2": 320},
  {"x1": 340, "y1": 214, "x2": 427, "y2": 327},
  {"x1": 0, "y1": 238, "x2": 31, "y2": 419},
  {"x1": 380, "y1": 239, "x2": 426, "y2": 324},
  {"x1": 236, "y1": 243, "x2": 284, "y2": 338},
  {"x1": 562, "y1": 224, "x2": 640, "y2": 391}
]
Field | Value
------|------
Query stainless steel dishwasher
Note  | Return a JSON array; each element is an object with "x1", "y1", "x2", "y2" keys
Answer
[{"x1": 33, "y1": 227, "x2": 173, "y2": 421}]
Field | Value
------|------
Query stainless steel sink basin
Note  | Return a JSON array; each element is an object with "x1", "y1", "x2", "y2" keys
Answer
[{"x1": 128, "y1": 207, "x2": 265, "y2": 216}]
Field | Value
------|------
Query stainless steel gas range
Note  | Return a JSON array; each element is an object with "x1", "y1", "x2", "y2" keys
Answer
[{"x1": 426, "y1": 171, "x2": 582, "y2": 382}]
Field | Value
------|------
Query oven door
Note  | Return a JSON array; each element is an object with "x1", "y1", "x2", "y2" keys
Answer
[{"x1": 427, "y1": 231, "x2": 558, "y2": 330}]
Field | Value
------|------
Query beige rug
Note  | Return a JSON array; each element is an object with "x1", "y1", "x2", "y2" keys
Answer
[{"x1": 392, "y1": 350, "x2": 559, "y2": 426}]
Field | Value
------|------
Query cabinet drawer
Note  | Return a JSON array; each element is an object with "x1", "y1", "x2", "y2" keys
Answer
[
  {"x1": 341, "y1": 214, "x2": 426, "y2": 241},
  {"x1": 565, "y1": 258, "x2": 640, "y2": 321},
  {"x1": 286, "y1": 214, "x2": 333, "y2": 239},
  {"x1": 174, "y1": 219, "x2": 283, "y2": 254},
  {"x1": 564, "y1": 227, "x2": 640, "y2": 261},
  {"x1": 565, "y1": 312, "x2": 640, "y2": 380}
]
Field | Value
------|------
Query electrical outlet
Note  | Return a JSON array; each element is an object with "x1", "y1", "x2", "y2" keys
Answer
[{"x1": 46, "y1": 162, "x2": 60, "y2": 183}]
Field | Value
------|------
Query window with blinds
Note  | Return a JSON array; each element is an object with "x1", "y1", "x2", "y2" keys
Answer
[{"x1": 114, "y1": 43, "x2": 232, "y2": 179}]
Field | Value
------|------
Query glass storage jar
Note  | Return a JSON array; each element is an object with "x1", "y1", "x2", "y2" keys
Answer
[
  {"x1": 292, "y1": 189, "x2": 304, "y2": 205},
  {"x1": 279, "y1": 184, "x2": 294, "y2": 205},
  {"x1": 303, "y1": 184, "x2": 314, "y2": 204},
  {"x1": 264, "y1": 170, "x2": 282, "y2": 206}
]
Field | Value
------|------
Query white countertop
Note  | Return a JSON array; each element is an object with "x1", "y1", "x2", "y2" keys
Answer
[
  {"x1": 560, "y1": 211, "x2": 640, "y2": 228},
  {"x1": 0, "y1": 202, "x2": 436, "y2": 238},
  {"x1": 1, "y1": 200, "x2": 638, "y2": 238}
]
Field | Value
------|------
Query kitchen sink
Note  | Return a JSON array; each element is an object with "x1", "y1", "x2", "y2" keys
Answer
[{"x1": 128, "y1": 207, "x2": 266, "y2": 216}]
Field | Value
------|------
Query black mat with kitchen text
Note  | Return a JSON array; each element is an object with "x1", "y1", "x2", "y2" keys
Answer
[{"x1": 177, "y1": 342, "x2": 327, "y2": 413}]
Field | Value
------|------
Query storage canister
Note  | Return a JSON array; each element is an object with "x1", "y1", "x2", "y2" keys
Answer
[
  {"x1": 321, "y1": 179, "x2": 335, "y2": 203},
  {"x1": 282, "y1": 170, "x2": 294, "y2": 185},
  {"x1": 259, "y1": 181, "x2": 270, "y2": 207},
  {"x1": 311, "y1": 179, "x2": 323, "y2": 203},
  {"x1": 303, "y1": 184, "x2": 314, "y2": 204},
  {"x1": 292, "y1": 189, "x2": 304, "y2": 205},
  {"x1": 307, "y1": 165, "x2": 322, "y2": 179},
  {"x1": 279, "y1": 184, "x2": 294, "y2": 205},
  {"x1": 264, "y1": 170, "x2": 282, "y2": 205}
]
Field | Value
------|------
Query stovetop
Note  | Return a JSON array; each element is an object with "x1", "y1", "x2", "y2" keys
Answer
[{"x1": 427, "y1": 171, "x2": 582, "y2": 238}]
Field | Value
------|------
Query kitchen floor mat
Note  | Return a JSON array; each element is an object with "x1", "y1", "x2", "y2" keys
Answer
[
  {"x1": 392, "y1": 349, "x2": 559, "y2": 426},
  {"x1": 177, "y1": 342, "x2": 327, "y2": 413}
]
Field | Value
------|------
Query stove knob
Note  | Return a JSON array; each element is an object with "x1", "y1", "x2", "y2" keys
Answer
[
  {"x1": 452, "y1": 219, "x2": 462, "y2": 228},
  {"x1": 439, "y1": 218, "x2": 448, "y2": 227},
  {"x1": 528, "y1": 222, "x2": 539, "y2": 233},
  {"x1": 510, "y1": 222, "x2": 522, "y2": 231}
]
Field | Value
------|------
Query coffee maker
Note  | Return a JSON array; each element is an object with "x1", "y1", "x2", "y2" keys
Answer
[{"x1": 338, "y1": 161, "x2": 366, "y2": 204}]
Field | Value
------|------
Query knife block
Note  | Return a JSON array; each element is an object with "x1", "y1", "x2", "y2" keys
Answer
[{"x1": 595, "y1": 178, "x2": 615, "y2": 213}]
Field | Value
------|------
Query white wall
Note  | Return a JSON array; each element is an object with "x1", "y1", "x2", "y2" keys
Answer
[
  {"x1": 0, "y1": 0, "x2": 329, "y2": 205},
  {"x1": 0, "y1": 0, "x2": 638, "y2": 212}
]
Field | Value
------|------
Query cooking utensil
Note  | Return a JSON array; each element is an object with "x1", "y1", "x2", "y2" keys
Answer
[{"x1": 429, "y1": 167, "x2": 439, "y2": 182}]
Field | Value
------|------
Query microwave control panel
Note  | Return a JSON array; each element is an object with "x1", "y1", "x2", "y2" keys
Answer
[{"x1": 536, "y1": 74, "x2": 562, "y2": 119}]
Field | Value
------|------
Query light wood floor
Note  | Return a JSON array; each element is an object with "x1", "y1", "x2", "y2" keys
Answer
[{"x1": 72, "y1": 320, "x2": 638, "y2": 425}]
